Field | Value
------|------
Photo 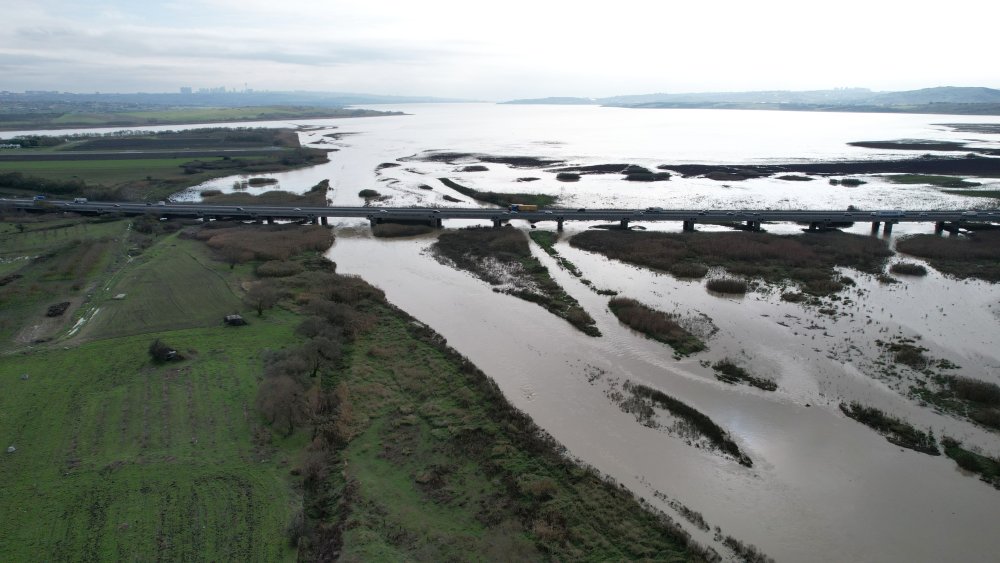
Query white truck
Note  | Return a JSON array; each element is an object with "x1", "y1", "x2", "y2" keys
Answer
[{"x1": 73, "y1": 197, "x2": 88, "y2": 204}]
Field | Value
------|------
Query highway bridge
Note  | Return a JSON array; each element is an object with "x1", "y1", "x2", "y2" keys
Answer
[{"x1": 4, "y1": 198, "x2": 997, "y2": 235}]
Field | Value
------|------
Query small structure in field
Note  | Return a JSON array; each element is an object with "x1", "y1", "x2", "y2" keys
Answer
[{"x1": 224, "y1": 314, "x2": 247, "y2": 326}]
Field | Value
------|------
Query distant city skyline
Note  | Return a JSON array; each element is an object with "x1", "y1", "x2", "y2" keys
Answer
[{"x1": 2, "y1": 0, "x2": 997, "y2": 100}]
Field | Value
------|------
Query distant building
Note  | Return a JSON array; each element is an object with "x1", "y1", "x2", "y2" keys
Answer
[{"x1": 180, "y1": 86, "x2": 192, "y2": 95}]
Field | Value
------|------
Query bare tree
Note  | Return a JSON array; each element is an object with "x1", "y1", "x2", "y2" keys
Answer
[
  {"x1": 256, "y1": 375, "x2": 307, "y2": 436},
  {"x1": 245, "y1": 282, "x2": 279, "y2": 316}
]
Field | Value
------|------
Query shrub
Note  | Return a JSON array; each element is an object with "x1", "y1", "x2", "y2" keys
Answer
[
  {"x1": 358, "y1": 189, "x2": 380, "y2": 198},
  {"x1": 706, "y1": 277, "x2": 748, "y2": 294},
  {"x1": 148, "y1": 339, "x2": 179, "y2": 363},
  {"x1": 890, "y1": 262, "x2": 928, "y2": 276},
  {"x1": 257, "y1": 260, "x2": 304, "y2": 278}
]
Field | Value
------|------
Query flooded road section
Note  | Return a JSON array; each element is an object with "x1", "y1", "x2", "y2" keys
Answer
[{"x1": 330, "y1": 225, "x2": 1000, "y2": 562}]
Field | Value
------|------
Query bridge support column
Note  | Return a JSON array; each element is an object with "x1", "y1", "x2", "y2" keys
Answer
[
  {"x1": 492, "y1": 218, "x2": 502, "y2": 228},
  {"x1": 883, "y1": 221, "x2": 894, "y2": 236},
  {"x1": 808, "y1": 222, "x2": 818, "y2": 231},
  {"x1": 620, "y1": 219, "x2": 629, "y2": 230},
  {"x1": 321, "y1": 216, "x2": 328, "y2": 226},
  {"x1": 435, "y1": 218, "x2": 443, "y2": 228},
  {"x1": 935, "y1": 221, "x2": 945, "y2": 235},
  {"x1": 870, "y1": 221, "x2": 880, "y2": 235},
  {"x1": 683, "y1": 220, "x2": 695, "y2": 232},
  {"x1": 266, "y1": 217, "x2": 274, "y2": 225},
  {"x1": 369, "y1": 218, "x2": 378, "y2": 228},
  {"x1": 557, "y1": 218, "x2": 564, "y2": 232},
  {"x1": 310, "y1": 216, "x2": 319, "y2": 225},
  {"x1": 746, "y1": 220, "x2": 760, "y2": 231}
]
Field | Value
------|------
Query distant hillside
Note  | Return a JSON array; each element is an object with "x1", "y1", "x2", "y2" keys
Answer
[
  {"x1": 865, "y1": 86, "x2": 1000, "y2": 105},
  {"x1": 502, "y1": 97, "x2": 598, "y2": 105},
  {"x1": 499, "y1": 87, "x2": 1000, "y2": 116}
]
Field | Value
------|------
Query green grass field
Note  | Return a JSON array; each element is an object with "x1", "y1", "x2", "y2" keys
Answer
[
  {"x1": 80, "y1": 235, "x2": 246, "y2": 340},
  {"x1": 0, "y1": 219, "x2": 304, "y2": 560},
  {"x1": 0, "y1": 322, "x2": 302, "y2": 561},
  {"x1": 0, "y1": 157, "x2": 224, "y2": 185}
]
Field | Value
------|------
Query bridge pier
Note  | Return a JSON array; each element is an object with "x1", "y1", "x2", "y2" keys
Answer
[
  {"x1": 492, "y1": 218, "x2": 503, "y2": 228},
  {"x1": 369, "y1": 217, "x2": 378, "y2": 228},
  {"x1": 870, "y1": 221, "x2": 880, "y2": 235},
  {"x1": 682, "y1": 220, "x2": 696, "y2": 232},
  {"x1": 557, "y1": 218, "x2": 564, "y2": 232},
  {"x1": 746, "y1": 220, "x2": 761, "y2": 231},
  {"x1": 310, "y1": 216, "x2": 319, "y2": 225},
  {"x1": 935, "y1": 221, "x2": 945, "y2": 235},
  {"x1": 620, "y1": 219, "x2": 630, "y2": 230},
  {"x1": 883, "y1": 221, "x2": 894, "y2": 236},
  {"x1": 321, "y1": 216, "x2": 328, "y2": 226},
  {"x1": 266, "y1": 217, "x2": 274, "y2": 225}
]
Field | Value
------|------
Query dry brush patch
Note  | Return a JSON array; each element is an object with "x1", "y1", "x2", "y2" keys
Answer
[
  {"x1": 896, "y1": 232, "x2": 1000, "y2": 282},
  {"x1": 571, "y1": 230, "x2": 891, "y2": 295},
  {"x1": 194, "y1": 224, "x2": 334, "y2": 264}
]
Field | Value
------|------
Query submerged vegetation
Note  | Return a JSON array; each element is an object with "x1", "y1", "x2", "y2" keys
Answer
[
  {"x1": 433, "y1": 227, "x2": 599, "y2": 336},
  {"x1": 895, "y1": 232, "x2": 1000, "y2": 282},
  {"x1": 913, "y1": 374, "x2": 1000, "y2": 432},
  {"x1": 839, "y1": 402, "x2": 939, "y2": 455},
  {"x1": 884, "y1": 174, "x2": 982, "y2": 189},
  {"x1": 529, "y1": 230, "x2": 583, "y2": 277},
  {"x1": 438, "y1": 177, "x2": 557, "y2": 208},
  {"x1": 571, "y1": 230, "x2": 890, "y2": 296},
  {"x1": 620, "y1": 381, "x2": 753, "y2": 467},
  {"x1": 608, "y1": 297, "x2": 706, "y2": 357},
  {"x1": 941, "y1": 438, "x2": 1000, "y2": 490},
  {"x1": 712, "y1": 359, "x2": 777, "y2": 391}
]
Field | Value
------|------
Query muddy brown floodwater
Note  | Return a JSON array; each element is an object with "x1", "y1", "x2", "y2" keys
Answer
[{"x1": 328, "y1": 220, "x2": 1000, "y2": 562}]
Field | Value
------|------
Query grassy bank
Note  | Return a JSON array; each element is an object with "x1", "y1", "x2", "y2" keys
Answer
[
  {"x1": 438, "y1": 178, "x2": 557, "y2": 208},
  {"x1": 896, "y1": 232, "x2": 1000, "y2": 282},
  {"x1": 571, "y1": 230, "x2": 891, "y2": 295},
  {"x1": 608, "y1": 297, "x2": 706, "y2": 357},
  {"x1": 433, "y1": 227, "x2": 600, "y2": 336}
]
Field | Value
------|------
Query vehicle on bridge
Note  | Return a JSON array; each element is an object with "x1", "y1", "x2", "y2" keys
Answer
[
  {"x1": 73, "y1": 197, "x2": 88, "y2": 204},
  {"x1": 510, "y1": 204, "x2": 538, "y2": 212}
]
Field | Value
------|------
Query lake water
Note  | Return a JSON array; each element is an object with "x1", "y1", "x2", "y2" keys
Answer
[{"x1": 8, "y1": 104, "x2": 1000, "y2": 561}]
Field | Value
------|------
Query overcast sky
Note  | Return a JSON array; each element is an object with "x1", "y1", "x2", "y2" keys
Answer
[{"x1": 2, "y1": 0, "x2": 997, "y2": 99}]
